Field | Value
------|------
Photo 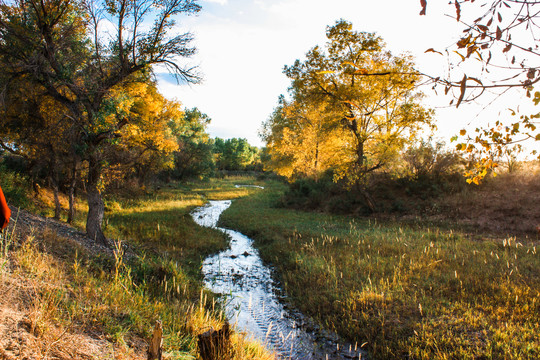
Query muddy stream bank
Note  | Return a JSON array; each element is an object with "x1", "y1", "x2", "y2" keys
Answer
[{"x1": 191, "y1": 199, "x2": 366, "y2": 360}]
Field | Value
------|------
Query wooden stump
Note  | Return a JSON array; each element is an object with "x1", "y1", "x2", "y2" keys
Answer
[
  {"x1": 197, "y1": 322, "x2": 231, "y2": 360},
  {"x1": 147, "y1": 320, "x2": 163, "y2": 360}
]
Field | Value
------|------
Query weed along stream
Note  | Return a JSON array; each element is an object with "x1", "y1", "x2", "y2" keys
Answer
[{"x1": 192, "y1": 198, "x2": 365, "y2": 360}]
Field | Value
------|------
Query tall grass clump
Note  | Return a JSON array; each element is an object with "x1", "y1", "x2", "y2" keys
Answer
[
  {"x1": 0, "y1": 228, "x2": 13, "y2": 273},
  {"x1": 219, "y1": 182, "x2": 540, "y2": 359}
]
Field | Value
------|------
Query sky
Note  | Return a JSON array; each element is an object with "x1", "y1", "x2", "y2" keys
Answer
[{"x1": 156, "y1": 0, "x2": 536, "y2": 148}]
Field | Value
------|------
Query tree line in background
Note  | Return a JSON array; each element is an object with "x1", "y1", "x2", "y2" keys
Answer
[
  {"x1": 0, "y1": 100, "x2": 262, "y2": 214},
  {"x1": 172, "y1": 109, "x2": 261, "y2": 180}
]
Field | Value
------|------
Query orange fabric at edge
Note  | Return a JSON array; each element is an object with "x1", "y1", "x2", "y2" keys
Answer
[{"x1": 0, "y1": 185, "x2": 11, "y2": 230}]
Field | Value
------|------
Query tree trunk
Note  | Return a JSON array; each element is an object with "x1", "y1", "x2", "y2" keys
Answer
[
  {"x1": 86, "y1": 157, "x2": 109, "y2": 246},
  {"x1": 67, "y1": 166, "x2": 77, "y2": 224},
  {"x1": 197, "y1": 322, "x2": 231, "y2": 360},
  {"x1": 147, "y1": 320, "x2": 163, "y2": 360},
  {"x1": 357, "y1": 183, "x2": 376, "y2": 213},
  {"x1": 51, "y1": 171, "x2": 61, "y2": 220},
  {"x1": 314, "y1": 138, "x2": 319, "y2": 181},
  {"x1": 350, "y1": 137, "x2": 378, "y2": 212}
]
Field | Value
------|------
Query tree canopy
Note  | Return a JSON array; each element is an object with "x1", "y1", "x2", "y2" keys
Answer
[
  {"x1": 0, "y1": 0, "x2": 201, "y2": 245},
  {"x1": 261, "y1": 97, "x2": 346, "y2": 180},
  {"x1": 263, "y1": 20, "x2": 433, "y2": 209},
  {"x1": 214, "y1": 137, "x2": 260, "y2": 172},
  {"x1": 171, "y1": 107, "x2": 215, "y2": 180}
]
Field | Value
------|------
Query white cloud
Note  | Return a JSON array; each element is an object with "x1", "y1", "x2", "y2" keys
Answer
[{"x1": 202, "y1": 0, "x2": 228, "y2": 5}]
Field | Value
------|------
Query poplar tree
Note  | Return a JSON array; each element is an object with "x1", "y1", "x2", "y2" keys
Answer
[{"x1": 273, "y1": 20, "x2": 433, "y2": 211}]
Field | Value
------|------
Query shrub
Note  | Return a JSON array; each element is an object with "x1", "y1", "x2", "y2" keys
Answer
[
  {"x1": 403, "y1": 139, "x2": 462, "y2": 178},
  {"x1": 0, "y1": 163, "x2": 32, "y2": 208},
  {"x1": 282, "y1": 173, "x2": 339, "y2": 210}
]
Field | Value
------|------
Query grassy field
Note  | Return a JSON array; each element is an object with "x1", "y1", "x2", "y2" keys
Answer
[
  {"x1": 1, "y1": 176, "x2": 273, "y2": 359},
  {"x1": 219, "y1": 180, "x2": 540, "y2": 359}
]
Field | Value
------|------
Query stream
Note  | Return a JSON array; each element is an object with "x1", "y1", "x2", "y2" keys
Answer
[{"x1": 191, "y1": 198, "x2": 366, "y2": 360}]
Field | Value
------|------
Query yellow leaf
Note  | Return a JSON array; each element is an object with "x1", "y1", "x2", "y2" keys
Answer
[
  {"x1": 459, "y1": 129, "x2": 466, "y2": 136},
  {"x1": 342, "y1": 61, "x2": 358, "y2": 68}
]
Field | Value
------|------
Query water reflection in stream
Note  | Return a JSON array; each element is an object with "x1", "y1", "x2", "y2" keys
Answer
[{"x1": 192, "y1": 199, "x2": 365, "y2": 360}]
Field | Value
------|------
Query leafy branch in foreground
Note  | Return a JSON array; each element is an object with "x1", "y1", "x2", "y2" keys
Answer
[
  {"x1": 420, "y1": 0, "x2": 540, "y2": 96},
  {"x1": 417, "y1": 0, "x2": 540, "y2": 181}
]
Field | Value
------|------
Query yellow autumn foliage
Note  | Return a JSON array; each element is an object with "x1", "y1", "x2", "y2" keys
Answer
[
  {"x1": 266, "y1": 20, "x2": 434, "y2": 189},
  {"x1": 95, "y1": 79, "x2": 184, "y2": 186},
  {"x1": 264, "y1": 100, "x2": 349, "y2": 180}
]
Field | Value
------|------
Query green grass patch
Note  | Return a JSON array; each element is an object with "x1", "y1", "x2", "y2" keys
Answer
[
  {"x1": 219, "y1": 181, "x2": 540, "y2": 359},
  {"x1": 103, "y1": 177, "x2": 265, "y2": 279},
  {"x1": 0, "y1": 164, "x2": 33, "y2": 209}
]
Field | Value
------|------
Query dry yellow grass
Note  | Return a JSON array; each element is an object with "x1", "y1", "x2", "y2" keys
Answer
[
  {"x1": 0, "y1": 229, "x2": 146, "y2": 360},
  {"x1": 437, "y1": 162, "x2": 540, "y2": 237}
]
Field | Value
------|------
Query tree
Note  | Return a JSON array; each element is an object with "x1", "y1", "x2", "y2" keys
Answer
[
  {"x1": 0, "y1": 75, "x2": 80, "y2": 221},
  {"x1": 103, "y1": 78, "x2": 183, "y2": 187},
  {"x1": 281, "y1": 20, "x2": 433, "y2": 210},
  {"x1": 214, "y1": 138, "x2": 259, "y2": 171},
  {"x1": 0, "y1": 0, "x2": 200, "y2": 245},
  {"x1": 171, "y1": 107, "x2": 215, "y2": 180}
]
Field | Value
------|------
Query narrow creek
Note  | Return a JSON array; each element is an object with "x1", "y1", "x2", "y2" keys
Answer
[{"x1": 191, "y1": 198, "x2": 366, "y2": 360}]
